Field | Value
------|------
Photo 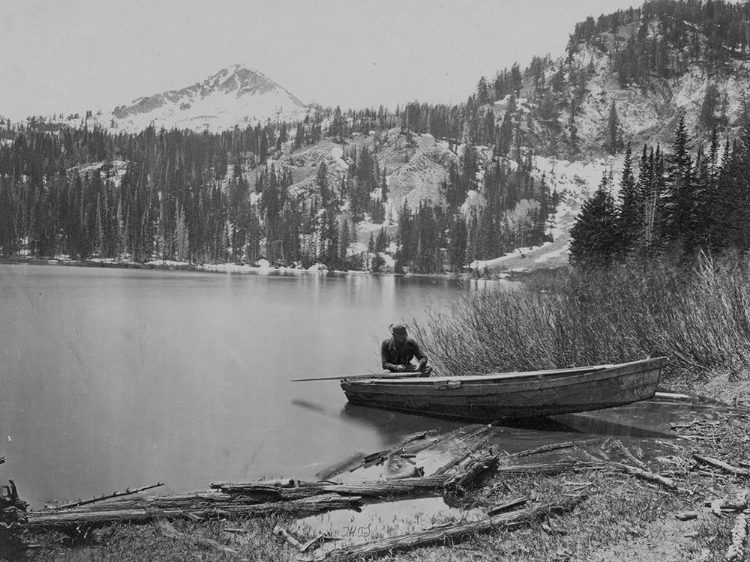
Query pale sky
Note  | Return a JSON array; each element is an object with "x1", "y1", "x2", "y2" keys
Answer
[{"x1": 0, "y1": 0, "x2": 640, "y2": 121}]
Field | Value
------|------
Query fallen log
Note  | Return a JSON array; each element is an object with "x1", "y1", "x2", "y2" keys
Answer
[
  {"x1": 52, "y1": 483, "x2": 164, "y2": 510},
  {"x1": 213, "y1": 476, "x2": 449, "y2": 501},
  {"x1": 693, "y1": 454, "x2": 750, "y2": 477},
  {"x1": 609, "y1": 461, "x2": 679, "y2": 491},
  {"x1": 208, "y1": 484, "x2": 298, "y2": 502},
  {"x1": 320, "y1": 494, "x2": 586, "y2": 561},
  {"x1": 50, "y1": 491, "x2": 245, "y2": 513},
  {"x1": 25, "y1": 494, "x2": 363, "y2": 529}
]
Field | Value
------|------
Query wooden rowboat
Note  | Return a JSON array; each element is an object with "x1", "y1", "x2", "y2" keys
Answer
[{"x1": 340, "y1": 357, "x2": 667, "y2": 422}]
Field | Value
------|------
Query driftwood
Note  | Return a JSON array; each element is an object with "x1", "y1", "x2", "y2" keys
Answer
[
  {"x1": 609, "y1": 461, "x2": 680, "y2": 491},
  {"x1": 273, "y1": 524, "x2": 303, "y2": 549},
  {"x1": 48, "y1": 491, "x2": 245, "y2": 513},
  {"x1": 610, "y1": 440, "x2": 646, "y2": 468},
  {"x1": 212, "y1": 451, "x2": 506, "y2": 510},
  {"x1": 487, "y1": 496, "x2": 528, "y2": 516},
  {"x1": 320, "y1": 494, "x2": 586, "y2": 561},
  {"x1": 25, "y1": 494, "x2": 363, "y2": 529},
  {"x1": 511, "y1": 442, "x2": 576, "y2": 458},
  {"x1": 1, "y1": 480, "x2": 28, "y2": 526},
  {"x1": 157, "y1": 520, "x2": 239, "y2": 556},
  {"x1": 703, "y1": 496, "x2": 749, "y2": 512},
  {"x1": 444, "y1": 452, "x2": 498, "y2": 496},
  {"x1": 433, "y1": 437, "x2": 490, "y2": 475},
  {"x1": 337, "y1": 430, "x2": 440, "y2": 476},
  {"x1": 52, "y1": 483, "x2": 165, "y2": 510},
  {"x1": 495, "y1": 460, "x2": 600, "y2": 475},
  {"x1": 216, "y1": 450, "x2": 509, "y2": 505},
  {"x1": 506, "y1": 440, "x2": 588, "y2": 459},
  {"x1": 212, "y1": 476, "x2": 449, "y2": 501},
  {"x1": 693, "y1": 454, "x2": 750, "y2": 477},
  {"x1": 578, "y1": 450, "x2": 683, "y2": 492},
  {"x1": 255, "y1": 478, "x2": 296, "y2": 488}
]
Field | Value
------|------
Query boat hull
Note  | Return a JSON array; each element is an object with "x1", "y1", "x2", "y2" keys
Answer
[{"x1": 340, "y1": 357, "x2": 667, "y2": 422}]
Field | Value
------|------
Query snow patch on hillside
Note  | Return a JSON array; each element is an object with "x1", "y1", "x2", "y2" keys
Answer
[{"x1": 102, "y1": 64, "x2": 308, "y2": 133}]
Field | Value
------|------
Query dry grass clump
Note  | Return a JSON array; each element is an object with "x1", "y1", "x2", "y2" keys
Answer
[
  {"x1": 416, "y1": 255, "x2": 750, "y2": 385},
  {"x1": 29, "y1": 517, "x2": 292, "y2": 562}
]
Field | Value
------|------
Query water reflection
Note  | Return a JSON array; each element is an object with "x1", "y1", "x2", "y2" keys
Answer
[
  {"x1": 291, "y1": 496, "x2": 486, "y2": 554},
  {"x1": 550, "y1": 412, "x2": 673, "y2": 439},
  {"x1": 339, "y1": 403, "x2": 466, "y2": 441}
]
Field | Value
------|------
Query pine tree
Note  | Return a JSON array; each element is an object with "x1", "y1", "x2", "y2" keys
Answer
[
  {"x1": 617, "y1": 143, "x2": 641, "y2": 257},
  {"x1": 603, "y1": 101, "x2": 625, "y2": 155},
  {"x1": 569, "y1": 172, "x2": 619, "y2": 268},
  {"x1": 447, "y1": 214, "x2": 467, "y2": 272},
  {"x1": 175, "y1": 204, "x2": 190, "y2": 262},
  {"x1": 316, "y1": 161, "x2": 330, "y2": 207},
  {"x1": 662, "y1": 113, "x2": 695, "y2": 252},
  {"x1": 339, "y1": 219, "x2": 351, "y2": 269}
]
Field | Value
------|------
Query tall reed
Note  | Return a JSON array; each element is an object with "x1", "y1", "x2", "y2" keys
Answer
[{"x1": 415, "y1": 255, "x2": 750, "y2": 383}]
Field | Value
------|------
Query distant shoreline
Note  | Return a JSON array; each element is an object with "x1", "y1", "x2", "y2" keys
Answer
[{"x1": 0, "y1": 255, "x2": 515, "y2": 281}]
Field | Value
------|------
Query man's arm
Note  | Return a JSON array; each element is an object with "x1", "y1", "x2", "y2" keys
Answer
[
  {"x1": 381, "y1": 340, "x2": 403, "y2": 371},
  {"x1": 412, "y1": 341, "x2": 429, "y2": 371}
]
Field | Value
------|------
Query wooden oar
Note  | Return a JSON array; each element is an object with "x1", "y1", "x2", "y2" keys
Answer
[{"x1": 292, "y1": 371, "x2": 422, "y2": 382}]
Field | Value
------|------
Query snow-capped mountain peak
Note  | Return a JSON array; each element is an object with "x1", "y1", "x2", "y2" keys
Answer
[{"x1": 108, "y1": 64, "x2": 308, "y2": 132}]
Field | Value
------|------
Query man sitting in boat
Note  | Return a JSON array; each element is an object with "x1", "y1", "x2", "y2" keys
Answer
[{"x1": 381, "y1": 323, "x2": 433, "y2": 377}]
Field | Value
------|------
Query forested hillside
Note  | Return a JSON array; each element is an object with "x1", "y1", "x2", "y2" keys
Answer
[{"x1": 0, "y1": 106, "x2": 553, "y2": 273}]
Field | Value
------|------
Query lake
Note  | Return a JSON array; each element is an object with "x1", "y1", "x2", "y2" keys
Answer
[{"x1": 0, "y1": 264, "x2": 497, "y2": 507}]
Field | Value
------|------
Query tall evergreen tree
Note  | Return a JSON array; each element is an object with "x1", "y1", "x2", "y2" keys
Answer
[
  {"x1": 569, "y1": 172, "x2": 619, "y2": 268},
  {"x1": 603, "y1": 101, "x2": 625, "y2": 155},
  {"x1": 617, "y1": 143, "x2": 641, "y2": 257},
  {"x1": 662, "y1": 113, "x2": 695, "y2": 252}
]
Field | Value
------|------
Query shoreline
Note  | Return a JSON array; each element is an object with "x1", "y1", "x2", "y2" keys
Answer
[
  {"x1": 0, "y1": 254, "x2": 533, "y2": 281},
  {"x1": 8, "y1": 387, "x2": 750, "y2": 562}
]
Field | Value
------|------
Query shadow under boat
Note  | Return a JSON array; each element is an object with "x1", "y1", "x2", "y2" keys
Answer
[{"x1": 340, "y1": 394, "x2": 732, "y2": 443}]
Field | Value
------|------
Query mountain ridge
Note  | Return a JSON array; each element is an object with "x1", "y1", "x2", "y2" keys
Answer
[{"x1": 107, "y1": 64, "x2": 308, "y2": 132}]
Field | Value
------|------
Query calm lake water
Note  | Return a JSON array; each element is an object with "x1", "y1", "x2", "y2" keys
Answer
[{"x1": 0, "y1": 264, "x2": 499, "y2": 507}]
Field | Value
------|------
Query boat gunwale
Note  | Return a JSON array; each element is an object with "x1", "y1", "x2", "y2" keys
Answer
[{"x1": 342, "y1": 357, "x2": 668, "y2": 387}]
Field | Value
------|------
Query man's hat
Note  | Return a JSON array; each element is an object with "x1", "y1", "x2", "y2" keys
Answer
[{"x1": 389, "y1": 323, "x2": 408, "y2": 337}]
